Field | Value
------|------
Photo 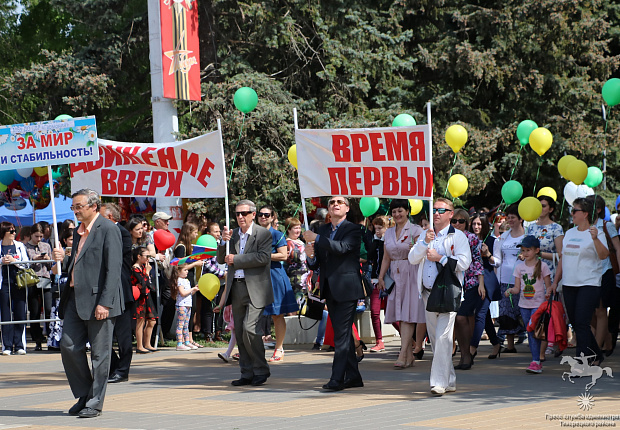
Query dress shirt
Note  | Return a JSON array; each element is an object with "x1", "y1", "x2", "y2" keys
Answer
[
  {"x1": 234, "y1": 222, "x2": 253, "y2": 279},
  {"x1": 422, "y1": 225, "x2": 450, "y2": 289}
]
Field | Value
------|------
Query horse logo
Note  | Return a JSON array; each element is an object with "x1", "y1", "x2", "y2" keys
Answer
[{"x1": 561, "y1": 353, "x2": 613, "y2": 391}]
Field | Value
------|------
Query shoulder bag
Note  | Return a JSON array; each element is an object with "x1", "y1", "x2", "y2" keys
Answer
[
  {"x1": 298, "y1": 286, "x2": 325, "y2": 330},
  {"x1": 426, "y1": 257, "x2": 462, "y2": 313},
  {"x1": 16, "y1": 268, "x2": 40, "y2": 289}
]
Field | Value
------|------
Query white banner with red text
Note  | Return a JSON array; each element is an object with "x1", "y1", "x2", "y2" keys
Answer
[
  {"x1": 295, "y1": 125, "x2": 433, "y2": 199},
  {"x1": 70, "y1": 131, "x2": 226, "y2": 198}
]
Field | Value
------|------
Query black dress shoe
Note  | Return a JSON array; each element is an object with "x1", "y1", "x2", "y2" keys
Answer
[
  {"x1": 34, "y1": 343, "x2": 42, "y2": 351},
  {"x1": 326, "y1": 346, "x2": 335, "y2": 352},
  {"x1": 68, "y1": 397, "x2": 88, "y2": 416},
  {"x1": 78, "y1": 407, "x2": 101, "y2": 418},
  {"x1": 502, "y1": 347, "x2": 517, "y2": 353},
  {"x1": 107, "y1": 374, "x2": 128, "y2": 383},
  {"x1": 312, "y1": 343, "x2": 321, "y2": 351},
  {"x1": 251, "y1": 374, "x2": 270, "y2": 386},
  {"x1": 231, "y1": 377, "x2": 253, "y2": 386},
  {"x1": 322, "y1": 381, "x2": 345, "y2": 391},
  {"x1": 343, "y1": 378, "x2": 364, "y2": 389}
]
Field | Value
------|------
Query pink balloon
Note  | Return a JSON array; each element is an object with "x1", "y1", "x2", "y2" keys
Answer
[{"x1": 153, "y1": 229, "x2": 175, "y2": 250}]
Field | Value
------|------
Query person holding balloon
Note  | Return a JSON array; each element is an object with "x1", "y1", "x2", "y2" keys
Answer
[
  {"x1": 550, "y1": 198, "x2": 608, "y2": 365},
  {"x1": 378, "y1": 199, "x2": 425, "y2": 368},
  {"x1": 131, "y1": 246, "x2": 158, "y2": 353},
  {"x1": 491, "y1": 203, "x2": 525, "y2": 354},
  {"x1": 257, "y1": 205, "x2": 298, "y2": 362},
  {"x1": 171, "y1": 264, "x2": 200, "y2": 351}
]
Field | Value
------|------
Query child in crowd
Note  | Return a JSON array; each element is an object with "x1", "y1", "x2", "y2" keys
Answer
[
  {"x1": 214, "y1": 285, "x2": 238, "y2": 362},
  {"x1": 171, "y1": 265, "x2": 200, "y2": 351},
  {"x1": 505, "y1": 236, "x2": 551, "y2": 374},
  {"x1": 368, "y1": 215, "x2": 390, "y2": 352}
]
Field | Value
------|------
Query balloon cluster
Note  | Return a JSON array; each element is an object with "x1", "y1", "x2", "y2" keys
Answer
[
  {"x1": 0, "y1": 167, "x2": 61, "y2": 211},
  {"x1": 516, "y1": 120, "x2": 553, "y2": 157}
]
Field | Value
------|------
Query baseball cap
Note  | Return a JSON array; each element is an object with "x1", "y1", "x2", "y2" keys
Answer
[
  {"x1": 517, "y1": 235, "x2": 540, "y2": 248},
  {"x1": 152, "y1": 212, "x2": 172, "y2": 221}
]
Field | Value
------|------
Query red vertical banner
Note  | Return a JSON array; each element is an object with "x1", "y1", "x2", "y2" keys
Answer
[{"x1": 160, "y1": 0, "x2": 201, "y2": 101}]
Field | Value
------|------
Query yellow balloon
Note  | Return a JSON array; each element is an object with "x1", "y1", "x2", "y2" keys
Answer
[
  {"x1": 528, "y1": 127, "x2": 553, "y2": 156},
  {"x1": 445, "y1": 125, "x2": 468, "y2": 153},
  {"x1": 518, "y1": 197, "x2": 542, "y2": 222},
  {"x1": 537, "y1": 187, "x2": 557, "y2": 202},
  {"x1": 409, "y1": 199, "x2": 423, "y2": 215},
  {"x1": 447, "y1": 174, "x2": 468, "y2": 198},
  {"x1": 198, "y1": 273, "x2": 220, "y2": 300},
  {"x1": 566, "y1": 159, "x2": 588, "y2": 185},
  {"x1": 287, "y1": 145, "x2": 298, "y2": 169},
  {"x1": 557, "y1": 155, "x2": 576, "y2": 179},
  {"x1": 34, "y1": 167, "x2": 48, "y2": 176}
]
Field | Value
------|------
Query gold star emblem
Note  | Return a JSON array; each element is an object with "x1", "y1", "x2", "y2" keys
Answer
[{"x1": 163, "y1": 31, "x2": 197, "y2": 75}]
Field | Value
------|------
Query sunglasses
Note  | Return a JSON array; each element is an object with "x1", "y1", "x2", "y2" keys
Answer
[
  {"x1": 571, "y1": 208, "x2": 584, "y2": 214},
  {"x1": 433, "y1": 208, "x2": 453, "y2": 214},
  {"x1": 8, "y1": 229, "x2": 16, "y2": 234},
  {"x1": 329, "y1": 199, "x2": 347, "y2": 206},
  {"x1": 258, "y1": 212, "x2": 272, "y2": 218},
  {"x1": 450, "y1": 219, "x2": 467, "y2": 225},
  {"x1": 235, "y1": 211, "x2": 253, "y2": 217}
]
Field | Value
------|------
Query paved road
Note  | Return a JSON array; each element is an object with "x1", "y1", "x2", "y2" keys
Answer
[{"x1": 0, "y1": 339, "x2": 618, "y2": 429}]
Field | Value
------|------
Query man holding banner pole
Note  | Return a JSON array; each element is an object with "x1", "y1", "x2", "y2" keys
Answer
[{"x1": 303, "y1": 196, "x2": 365, "y2": 391}]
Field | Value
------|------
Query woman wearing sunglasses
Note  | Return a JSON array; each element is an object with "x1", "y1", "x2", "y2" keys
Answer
[
  {"x1": 450, "y1": 209, "x2": 484, "y2": 370},
  {"x1": 551, "y1": 198, "x2": 608, "y2": 365},
  {"x1": 257, "y1": 205, "x2": 297, "y2": 362},
  {"x1": 378, "y1": 199, "x2": 425, "y2": 368},
  {"x1": 0, "y1": 222, "x2": 30, "y2": 355}
]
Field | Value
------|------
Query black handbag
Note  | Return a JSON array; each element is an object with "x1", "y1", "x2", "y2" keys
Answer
[
  {"x1": 298, "y1": 287, "x2": 325, "y2": 330},
  {"x1": 426, "y1": 258, "x2": 462, "y2": 313},
  {"x1": 383, "y1": 271, "x2": 395, "y2": 295}
]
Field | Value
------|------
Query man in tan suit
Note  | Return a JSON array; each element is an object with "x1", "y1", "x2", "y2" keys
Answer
[{"x1": 218, "y1": 199, "x2": 273, "y2": 386}]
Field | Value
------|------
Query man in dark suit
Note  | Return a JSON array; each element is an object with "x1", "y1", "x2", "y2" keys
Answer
[
  {"x1": 53, "y1": 189, "x2": 123, "y2": 418},
  {"x1": 101, "y1": 203, "x2": 134, "y2": 383},
  {"x1": 217, "y1": 199, "x2": 273, "y2": 387},
  {"x1": 304, "y1": 196, "x2": 364, "y2": 391}
]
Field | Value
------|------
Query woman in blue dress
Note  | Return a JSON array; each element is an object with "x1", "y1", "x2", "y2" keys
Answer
[{"x1": 258, "y1": 205, "x2": 298, "y2": 362}]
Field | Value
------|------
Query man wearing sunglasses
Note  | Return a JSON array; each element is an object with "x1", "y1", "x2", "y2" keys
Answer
[
  {"x1": 409, "y1": 198, "x2": 471, "y2": 397},
  {"x1": 303, "y1": 196, "x2": 365, "y2": 391},
  {"x1": 218, "y1": 199, "x2": 273, "y2": 387}
]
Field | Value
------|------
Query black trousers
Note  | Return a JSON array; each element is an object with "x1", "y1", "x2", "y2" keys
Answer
[
  {"x1": 563, "y1": 285, "x2": 603, "y2": 359},
  {"x1": 325, "y1": 287, "x2": 361, "y2": 384},
  {"x1": 28, "y1": 286, "x2": 52, "y2": 342},
  {"x1": 109, "y1": 302, "x2": 134, "y2": 378}
]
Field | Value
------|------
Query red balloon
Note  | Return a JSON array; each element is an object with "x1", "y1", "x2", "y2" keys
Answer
[
  {"x1": 35, "y1": 174, "x2": 48, "y2": 189},
  {"x1": 153, "y1": 229, "x2": 175, "y2": 250}
]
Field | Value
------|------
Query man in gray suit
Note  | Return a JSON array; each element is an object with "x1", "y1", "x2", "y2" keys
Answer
[
  {"x1": 53, "y1": 189, "x2": 123, "y2": 418},
  {"x1": 218, "y1": 199, "x2": 273, "y2": 387}
]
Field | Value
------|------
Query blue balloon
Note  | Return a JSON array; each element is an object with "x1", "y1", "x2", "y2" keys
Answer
[
  {"x1": 615, "y1": 195, "x2": 620, "y2": 211},
  {"x1": 20, "y1": 177, "x2": 35, "y2": 192},
  {"x1": 14, "y1": 170, "x2": 26, "y2": 182},
  {"x1": 0, "y1": 170, "x2": 15, "y2": 185},
  {"x1": 605, "y1": 206, "x2": 611, "y2": 222}
]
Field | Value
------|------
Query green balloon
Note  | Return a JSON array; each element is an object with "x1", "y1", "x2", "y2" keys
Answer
[
  {"x1": 392, "y1": 114, "x2": 416, "y2": 127},
  {"x1": 54, "y1": 114, "x2": 73, "y2": 121},
  {"x1": 583, "y1": 166, "x2": 603, "y2": 188},
  {"x1": 501, "y1": 180, "x2": 523, "y2": 205},
  {"x1": 359, "y1": 197, "x2": 380, "y2": 217},
  {"x1": 602, "y1": 78, "x2": 620, "y2": 107},
  {"x1": 516, "y1": 120, "x2": 538, "y2": 146},
  {"x1": 51, "y1": 167, "x2": 63, "y2": 180},
  {"x1": 196, "y1": 234, "x2": 218, "y2": 249},
  {"x1": 233, "y1": 87, "x2": 258, "y2": 113}
]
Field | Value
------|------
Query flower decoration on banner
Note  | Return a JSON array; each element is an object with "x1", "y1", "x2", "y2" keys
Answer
[
  {"x1": 501, "y1": 180, "x2": 523, "y2": 205},
  {"x1": 537, "y1": 187, "x2": 557, "y2": 202},
  {"x1": 233, "y1": 87, "x2": 258, "y2": 113},
  {"x1": 602, "y1": 78, "x2": 620, "y2": 107},
  {"x1": 565, "y1": 159, "x2": 588, "y2": 185},
  {"x1": 287, "y1": 144, "x2": 298, "y2": 169},
  {"x1": 359, "y1": 197, "x2": 380, "y2": 217},
  {"x1": 447, "y1": 174, "x2": 468, "y2": 198},
  {"x1": 557, "y1": 155, "x2": 577, "y2": 180},
  {"x1": 528, "y1": 127, "x2": 553, "y2": 156},
  {"x1": 516, "y1": 120, "x2": 538, "y2": 147},
  {"x1": 409, "y1": 199, "x2": 423, "y2": 215},
  {"x1": 392, "y1": 114, "x2": 416, "y2": 127},
  {"x1": 445, "y1": 125, "x2": 468, "y2": 153},
  {"x1": 583, "y1": 167, "x2": 603, "y2": 188},
  {"x1": 518, "y1": 197, "x2": 542, "y2": 222}
]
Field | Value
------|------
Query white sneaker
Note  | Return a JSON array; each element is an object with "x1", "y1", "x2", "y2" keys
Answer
[
  {"x1": 431, "y1": 386, "x2": 446, "y2": 396},
  {"x1": 16, "y1": 349, "x2": 26, "y2": 355},
  {"x1": 2, "y1": 350, "x2": 10, "y2": 356},
  {"x1": 176, "y1": 344, "x2": 191, "y2": 351},
  {"x1": 186, "y1": 343, "x2": 198, "y2": 350},
  {"x1": 218, "y1": 352, "x2": 230, "y2": 363},
  {"x1": 445, "y1": 386, "x2": 456, "y2": 393}
]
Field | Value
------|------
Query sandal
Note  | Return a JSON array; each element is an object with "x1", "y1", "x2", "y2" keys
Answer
[
  {"x1": 191, "y1": 342, "x2": 204, "y2": 348},
  {"x1": 269, "y1": 348, "x2": 284, "y2": 362}
]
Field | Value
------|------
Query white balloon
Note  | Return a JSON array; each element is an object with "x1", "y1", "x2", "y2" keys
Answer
[
  {"x1": 564, "y1": 182, "x2": 578, "y2": 206},
  {"x1": 575, "y1": 184, "x2": 594, "y2": 199},
  {"x1": 16, "y1": 168, "x2": 33, "y2": 178}
]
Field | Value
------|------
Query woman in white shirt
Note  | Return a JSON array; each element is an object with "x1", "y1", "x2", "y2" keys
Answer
[{"x1": 551, "y1": 197, "x2": 608, "y2": 365}]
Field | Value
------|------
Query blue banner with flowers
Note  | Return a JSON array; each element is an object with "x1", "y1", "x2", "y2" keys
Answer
[{"x1": 0, "y1": 116, "x2": 99, "y2": 170}]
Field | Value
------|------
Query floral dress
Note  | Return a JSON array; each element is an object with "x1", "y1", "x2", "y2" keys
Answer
[
  {"x1": 526, "y1": 222, "x2": 563, "y2": 281},
  {"x1": 285, "y1": 238, "x2": 312, "y2": 304},
  {"x1": 463, "y1": 230, "x2": 484, "y2": 291}
]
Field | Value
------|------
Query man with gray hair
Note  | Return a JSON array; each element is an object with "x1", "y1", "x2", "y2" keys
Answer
[
  {"x1": 218, "y1": 199, "x2": 273, "y2": 386},
  {"x1": 53, "y1": 189, "x2": 123, "y2": 418}
]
